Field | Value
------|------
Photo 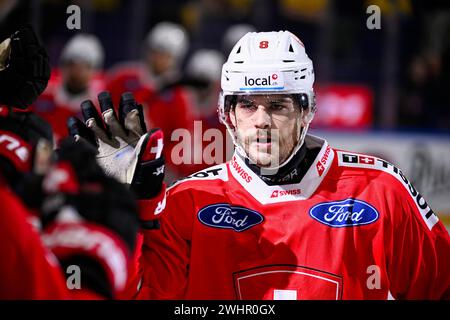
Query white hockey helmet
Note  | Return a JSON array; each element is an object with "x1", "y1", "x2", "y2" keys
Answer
[
  {"x1": 146, "y1": 22, "x2": 188, "y2": 63},
  {"x1": 186, "y1": 49, "x2": 224, "y2": 83},
  {"x1": 60, "y1": 34, "x2": 104, "y2": 69},
  {"x1": 218, "y1": 30, "x2": 316, "y2": 168}
]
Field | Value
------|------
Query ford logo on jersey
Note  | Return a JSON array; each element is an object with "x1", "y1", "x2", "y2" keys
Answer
[
  {"x1": 309, "y1": 198, "x2": 379, "y2": 227},
  {"x1": 198, "y1": 204, "x2": 264, "y2": 232}
]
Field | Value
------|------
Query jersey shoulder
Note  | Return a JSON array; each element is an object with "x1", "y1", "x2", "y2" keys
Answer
[
  {"x1": 334, "y1": 148, "x2": 407, "y2": 181},
  {"x1": 167, "y1": 163, "x2": 230, "y2": 195},
  {"x1": 332, "y1": 148, "x2": 416, "y2": 191},
  {"x1": 332, "y1": 149, "x2": 439, "y2": 230}
]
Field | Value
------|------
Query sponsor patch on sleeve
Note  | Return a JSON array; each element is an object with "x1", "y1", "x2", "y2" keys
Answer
[{"x1": 337, "y1": 151, "x2": 439, "y2": 230}]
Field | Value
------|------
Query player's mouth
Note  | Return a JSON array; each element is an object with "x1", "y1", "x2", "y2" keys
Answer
[{"x1": 253, "y1": 136, "x2": 272, "y2": 146}]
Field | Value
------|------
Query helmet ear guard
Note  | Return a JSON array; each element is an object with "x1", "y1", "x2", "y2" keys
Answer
[{"x1": 301, "y1": 91, "x2": 316, "y2": 124}]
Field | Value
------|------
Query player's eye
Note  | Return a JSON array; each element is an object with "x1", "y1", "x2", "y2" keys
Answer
[
  {"x1": 269, "y1": 103, "x2": 285, "y2": 111},
  {"x1": 237, "y1": 100, "x2": 257, "y2": 111},
  {"x1": 269, "y1": 100, "x2": 293, "y2": 113}
]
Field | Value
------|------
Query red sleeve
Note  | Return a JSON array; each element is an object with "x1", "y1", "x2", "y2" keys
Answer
[
  {"x1": 0, "y1": 183, "x2": 107, "y2": 299},
  {"x1": 385, "y1": 173, "x2": 450, "y2": 299},
  {"x1": 134, "y1": 187, "x2": 193, "y2": 299},
  {"x1": 0, "y1": 185, "x2": 70, "y2": 299}
]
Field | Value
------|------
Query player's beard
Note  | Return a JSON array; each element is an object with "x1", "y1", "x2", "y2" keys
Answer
[{"x1": 236, "y1": 128, "x2": 281, "y2": 169}]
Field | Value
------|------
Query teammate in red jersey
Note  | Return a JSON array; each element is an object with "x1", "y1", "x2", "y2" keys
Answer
[
  {"x1": 106, "y1": 21, "x2": 188, "y2": 104},
  {"x1": 31, "y1": 34, "x2": 105, "y2": 144},
  {"x1": 74, "y1": 30, "x2": 450, "y2": 299},
  {"x1": 105, "y1": 22, "x2": 196, "y2": 181},
  {"x1": 0, "y1": 106, "x2": 71, "y2": 299},
  {"x1": 0, "y1": 27, "x2": 140, "y2": 299},
  {"x1": 183, "y1": 49, "x2": 231, "y2": 169}
]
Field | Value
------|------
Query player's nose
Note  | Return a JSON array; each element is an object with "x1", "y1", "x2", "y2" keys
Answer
[{"x1": 253, "y1": 105, "x2": 271, "y2": 129}]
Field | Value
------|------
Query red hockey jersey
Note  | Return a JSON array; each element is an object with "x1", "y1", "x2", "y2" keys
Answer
[
  {"x1": 106, "y1": 63, "x2": 198, "y2": 179},
  {"x1": 0, "y1": 181, "x2": 69, "y2": 299},
  {"x1": 136, "y1": 135, "x2": 449, "y2": 300},
  {"x1": 31, "y1": 70, "x2": 106, "y2": 145},
  {"x1": 0, "y1": 174, "x2": 119, "y2": 299}
]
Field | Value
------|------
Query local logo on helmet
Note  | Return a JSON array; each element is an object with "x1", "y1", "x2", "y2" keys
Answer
[
  {"x1": 309, "y1": 198, "x2": 379, "y2": 227},
  {"x1": 198, "y1": 203, "x2": 264, "y2": 232},
  {"x1": 243, "y1": 73, "x2": 281, "y2": 88},
  {"x1": 244, "y1": 75, "x2": 272, "y2": 87}
]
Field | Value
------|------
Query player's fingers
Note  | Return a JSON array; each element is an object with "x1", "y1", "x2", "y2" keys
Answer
[
  {"x1": 119, "y1": 92, "x2": 147, "y2": 136},
  {"x1": 124, "y1": 108, "x2": 145, "y2": 138},
  {"x1": 81, "y1": 99, "x2": 103, "y2": 127},
  {"x1": 81, "y1": 100, "x2": 110, "y2": 143},
  {"x1": 0, "y1": 38, "x2": 11, "y2": 70},
  {"x1": 98, "y1": 91, "x2": 128, "y2": 141},
  {"x1": 67, "y1": 116, "x2": 97, "y2": 147}
]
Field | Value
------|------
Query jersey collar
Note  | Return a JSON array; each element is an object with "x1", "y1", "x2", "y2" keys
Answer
[{"x1": 228, "y1": 135, "x2": 334, "y2": 204}]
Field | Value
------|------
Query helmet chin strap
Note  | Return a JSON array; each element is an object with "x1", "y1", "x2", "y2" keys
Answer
[{"x1": 227, "y1": 109, "x2": 310, "y2": 174}]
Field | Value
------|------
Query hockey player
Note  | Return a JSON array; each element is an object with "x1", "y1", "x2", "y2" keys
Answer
[
  {"x1": 106, "y1": 21, "x2": 189, "y2": 103},
  {"x1": 183, "y1": 49, "x2": 229, "y2": 168},
  {"x1": 31, "y1": 34, "x2": 105, "y2": 144},
  {"x1": 106, "y1": 22, "x2": 196, "y2": 181},
  {"x1": 0, "y1": 27, "x2": 140, "y2": 299},
  {"x1": 66, "y1": 91, "x2": 169, "y2": 298},
  {"x1": 185, "y1": 49, "x2": 224, "y2": 126},
  {"x1": 73, "y1": 31, "x2": 450, "y2": 299}
]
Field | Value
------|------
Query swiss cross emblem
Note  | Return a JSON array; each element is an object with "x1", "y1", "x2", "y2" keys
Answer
[
  {"x1": 358, "y1": 156, "x2": 374, "y2": 165},
  {"x1": 316, "y1": 161, "x2": 325, "y2": 176},
  {"x1": 272, "y1": 74, "x2": 278, "y2": 80}
]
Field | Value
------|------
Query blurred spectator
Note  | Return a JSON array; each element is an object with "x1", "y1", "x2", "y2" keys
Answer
[
  {"x1": 184, "y1": 49, "x2": 230, "y2": 167},
  {"x1": 398, "y1": 7, "x2": 450, "y2": 131},
  {"x1": 106, "y1": 21, "x2": 196, "y2": 181},
  {"x1": 221, "y1": 23, "x2": 256, "y2": 56},
  {"x1": 106, "y1": 21, "x2": 188, "y2": 103},
  {"x1": 31, "y1": 33, "x2": 106, "y2": 144},
  {"x1": 185, "y1": 49, "x2": 224, "y2": 117}
]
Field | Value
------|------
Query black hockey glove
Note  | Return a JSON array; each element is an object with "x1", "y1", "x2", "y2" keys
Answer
[
  {"x1": 0, "y1": 25, "x2": 50, "y2": 108},
  {"x1": 67, "y1": 91, "x2": 166, "y2": 229}
]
